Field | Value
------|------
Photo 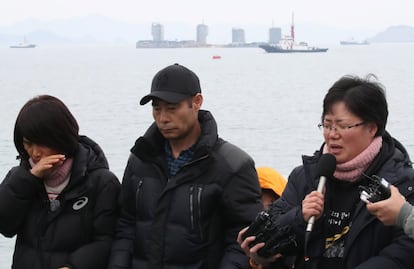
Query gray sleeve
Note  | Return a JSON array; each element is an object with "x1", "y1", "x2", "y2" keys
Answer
[{"x1": 397, "y1": 202, "x2": 414, "y2": 239}]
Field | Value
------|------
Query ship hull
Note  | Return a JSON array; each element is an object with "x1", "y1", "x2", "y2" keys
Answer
[
  {"x1": 259, "y1": 44, "x2": 328, "y2": 53},
  {"x1": 340, "y1": 41, "x2": 369, "y2": 45},
  {"x1": 10, "y1": 44, "x2": 36, "y2": 48}
]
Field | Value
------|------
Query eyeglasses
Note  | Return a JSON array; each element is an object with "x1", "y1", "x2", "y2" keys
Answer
[{"x1": 318, "y1": 122, "x2": 365, "y2": 133}]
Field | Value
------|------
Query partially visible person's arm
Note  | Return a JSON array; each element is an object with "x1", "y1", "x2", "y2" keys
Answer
[
  {"x1": 366, "y1": 185, "x2": 414, "y2": 239},
  {"x1": 396, "y1": 201, "x2": 414, "y2": 239},
  {"x1": 0, "y1": 166, "x2": 43, "y2": 237},
  {"x1": 216, "y1": 142, "x2": 263, "y2": 269}
]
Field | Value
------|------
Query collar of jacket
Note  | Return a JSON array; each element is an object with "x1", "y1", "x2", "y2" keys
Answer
[{"x1": 61, "y1": 136, "x2": 110, "y2": 200}]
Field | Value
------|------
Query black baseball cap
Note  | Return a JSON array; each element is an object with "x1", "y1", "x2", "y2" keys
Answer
[{"x1": 140, "y1": 63, "x2": 202, "y2": 105}]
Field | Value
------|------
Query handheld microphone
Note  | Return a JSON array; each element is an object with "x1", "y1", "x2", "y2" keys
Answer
[{"x1": 305, "y1": 153, "x2": 336, "y2": 233}]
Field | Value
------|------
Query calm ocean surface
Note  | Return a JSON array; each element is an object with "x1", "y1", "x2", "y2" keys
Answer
[{"x1": 1, "y1": 44, "x2": 414, "y2": 267}]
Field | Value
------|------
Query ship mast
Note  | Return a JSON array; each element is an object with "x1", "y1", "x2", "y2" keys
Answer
[{"x1": 290, "y1": 12, "x2": 295, "y2": 45}]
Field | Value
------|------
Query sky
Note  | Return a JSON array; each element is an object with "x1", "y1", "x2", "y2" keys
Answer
[{"x1": 2, "y1": 0, "x2": 414, "y2": 31}]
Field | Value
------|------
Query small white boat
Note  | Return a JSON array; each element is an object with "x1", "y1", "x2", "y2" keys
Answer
[{"x1": 10, "y1": 37, "x2": 36, "y2": 48}]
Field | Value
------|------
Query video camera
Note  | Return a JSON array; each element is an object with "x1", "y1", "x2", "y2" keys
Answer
[
  {"x1": 359, "y1": 175, "x2": 391, "y2": 203},
  {"x1": 242, "y1": 211, "x2": 298, "y2": 258}
]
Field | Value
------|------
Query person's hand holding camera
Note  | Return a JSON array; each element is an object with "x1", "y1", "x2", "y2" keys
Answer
[
  {"x1": 237, "y1": 227, "x2": 282, "y2": 268},
  {"x1": 366, "y1": 185, "x2": 406, "y2": 225}
]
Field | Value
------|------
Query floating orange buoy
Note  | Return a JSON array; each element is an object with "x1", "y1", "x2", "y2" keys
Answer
[{"x1": 212, "y1": 55, "x2": 221, "y2": 59}]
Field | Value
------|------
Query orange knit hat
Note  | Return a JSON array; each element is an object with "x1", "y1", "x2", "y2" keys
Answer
[{"x1": 256, "y1": 166, "x2": 287, "y2": 197}]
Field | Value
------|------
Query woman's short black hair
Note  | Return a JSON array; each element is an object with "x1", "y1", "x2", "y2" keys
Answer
[
  {"x1": 322, "y1": 74, "x2": 388, "y2": 137},
  {"x1": 14, "y1": 95, "x2": 79, "y2": 159}
]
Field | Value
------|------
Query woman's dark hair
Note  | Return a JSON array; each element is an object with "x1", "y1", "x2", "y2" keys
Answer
[
  {"x1": 14, "y1": 95, "x2": 79, "y2": 159},
  {"x1": 322, "y1": 74, "x2": 388, "y2": 136}
]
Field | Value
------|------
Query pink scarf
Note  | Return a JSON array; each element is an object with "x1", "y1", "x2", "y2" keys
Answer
[
  {"x1": 323, "y1": 136, "x2": 382, "y2": 182},
  {"x1": 29, "y1": 158, "x2": 73, "y2": 187}
]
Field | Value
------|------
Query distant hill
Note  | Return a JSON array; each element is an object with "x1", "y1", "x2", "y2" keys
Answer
[
  {"x1": 370, "y1": 25, "x2": 414, "y2": 42},
  {"x1": 0, "y1": 15, "x2": 149, "y2": 47}
]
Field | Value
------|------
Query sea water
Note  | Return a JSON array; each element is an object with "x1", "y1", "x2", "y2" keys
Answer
[{"x1": 1, "y1": 44, "x2": 414, "y2": 267}]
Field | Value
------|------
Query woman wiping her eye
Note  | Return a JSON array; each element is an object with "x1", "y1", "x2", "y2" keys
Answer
[{"x1": 0, "y1": 95, "x2": 120, "y2": 269}]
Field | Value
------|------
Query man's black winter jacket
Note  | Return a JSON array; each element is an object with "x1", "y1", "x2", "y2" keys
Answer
[{"x1": 108, "y1": 110, "x2": 262, "y2": 269}]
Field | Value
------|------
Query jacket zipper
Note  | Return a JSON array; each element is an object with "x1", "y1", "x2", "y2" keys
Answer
[
  {"x1": 197, "y1": 185, "x2": 203, "y2": 240},
  {"x1": 189, "y1": 185, "x2": 195, "y2": 230},
  {"x1": 189, "y1": 185, "x2": 204, "y2": 239},
  {"x1": 136, "y1": 180, "x2": 143, "y2": 218}
]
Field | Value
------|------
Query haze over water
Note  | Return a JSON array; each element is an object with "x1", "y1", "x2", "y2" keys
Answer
[{"x1": 1, "y1": 44, "x2": 414, "y2": 267}]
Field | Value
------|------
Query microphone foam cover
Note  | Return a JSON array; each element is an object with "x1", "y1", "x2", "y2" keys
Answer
[{"x1": 317, "y1": 153, "x2": 337, "y2": 177}]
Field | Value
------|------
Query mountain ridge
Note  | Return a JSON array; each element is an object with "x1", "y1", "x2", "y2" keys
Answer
[{"x1": 369, "y1": 25, "x2": 414, "y2": 42}]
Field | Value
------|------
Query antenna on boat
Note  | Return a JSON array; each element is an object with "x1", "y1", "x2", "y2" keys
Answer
[{"x1": 291, "y1": 12, "x2": 295, "y2": 44}]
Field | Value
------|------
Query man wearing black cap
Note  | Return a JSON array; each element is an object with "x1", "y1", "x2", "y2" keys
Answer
[{"x1": 108, "y1": 63, "x2": 262, "y2": 269}]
